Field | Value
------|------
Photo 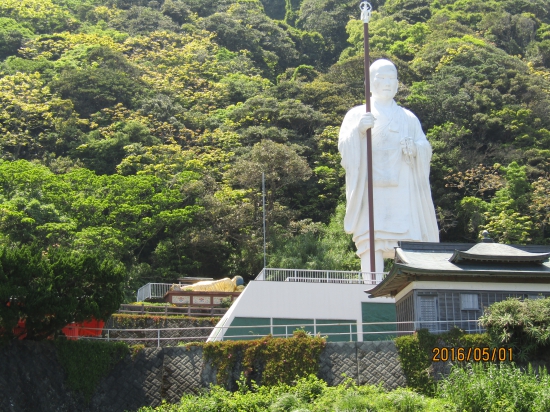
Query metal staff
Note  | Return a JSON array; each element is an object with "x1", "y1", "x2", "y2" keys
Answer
[{"x1": 360, "y1": 0, "x2": 376, "y2": 277}]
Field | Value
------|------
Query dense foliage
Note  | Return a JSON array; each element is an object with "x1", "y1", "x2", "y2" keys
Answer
[
  {"x1": 439, "y1": 363, "x2": 550, "y2": 412},
  {"x1": 56, "y1": 339, "x2": 129, "y2": 402},
  {"x1": 202, "y1": 329, "x2": 326, "y2": 389},
  {"x1": 479, "y1": 296, "x2": 550, "y2": 362},
  {"x1": 109, "y1": 312, "x2": 218, "y2": 327},
  {"x1": 0, "y1": 0, "x2": 549, "y2": 299},
  {"x1": 136, "y1": 364, "x2": 550, "y2": 411},
  {"x1": 137, "y1": 373, "x2": 453, "y2": 411},
  {"x1": 0, "y1": 244, "x2": 125, "y2": 340},
  {"x1": 394, "y1": 328, "x2": 491, "y2": 395}
]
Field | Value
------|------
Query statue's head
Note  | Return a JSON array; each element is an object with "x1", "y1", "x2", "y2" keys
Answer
[
  {"x1": 370, "y1": 59, "x2": 398, "y2": 102},
  {"x1": 232, "y1": 276, "x2": 244, "y2": 286}
]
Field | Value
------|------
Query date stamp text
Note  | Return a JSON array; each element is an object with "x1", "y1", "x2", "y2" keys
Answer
[{"x1": 432, "y1": 347, "x2": 513, "y2": 362}]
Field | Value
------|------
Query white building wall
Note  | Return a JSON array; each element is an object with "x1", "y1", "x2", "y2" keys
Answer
[{"x1": 208, "y1": 281, "x2": 394, "y2": 341}]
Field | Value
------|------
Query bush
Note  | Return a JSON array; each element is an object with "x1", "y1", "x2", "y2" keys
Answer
[
  {"x1": 136, "y1": 374, "x2": 454, "y2": 412},
  {"x1": 203, "y1": 330, "x2": 326, "y2": 389},
  {"x1": 394, "y1": 330, "x2": 436, "y2": 395},
  {"x1": 438, "y1": 363, "x2": 550, "y2": 412},
  {"x1": 0, "y1": 244, "x2": 126, "y2": 340},
  {"x1": 479, "y1": 297, "x2": 550, "y2": 362},
  {"x1": 394, "y1": 328, "x2": 491, "y2": 395}
]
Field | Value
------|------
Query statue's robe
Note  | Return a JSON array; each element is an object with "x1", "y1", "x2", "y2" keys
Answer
[{"x1": 338, "y1": 101, "x2": 439, "y2": 259}]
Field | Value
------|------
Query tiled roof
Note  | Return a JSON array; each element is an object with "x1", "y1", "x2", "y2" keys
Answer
[{"x1": 367, "y1": 242, "x2": 550, "y2": 298}]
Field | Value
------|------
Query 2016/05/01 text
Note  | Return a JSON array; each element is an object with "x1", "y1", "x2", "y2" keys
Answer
[{"x1": 432, "y1": 347, "x2": 513, "y2": 362}]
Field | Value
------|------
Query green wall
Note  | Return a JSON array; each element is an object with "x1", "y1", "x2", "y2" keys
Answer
[
  {"x1": 273, "y1": 318, "x2": 314, "y2": 337},
  {"x1": 225, "y1": 317, "x2": 356, "y2": 342},
  {"x1": 224, "y1": 303, "x2": 396, "y2": 342},
  {"x1": 223, "y1": 317, "x2": 271, "y2": 340},
  {"x1": 362, "y1": 302, "x2": 397, "y2": 341},
  {"x1": 316, "y1": 319, "x2": 357, "y2": 342}
]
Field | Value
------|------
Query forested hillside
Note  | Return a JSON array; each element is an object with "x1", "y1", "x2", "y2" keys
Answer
[{"x1": 1, "y1": 0, "x2": 549, "y2": 295}]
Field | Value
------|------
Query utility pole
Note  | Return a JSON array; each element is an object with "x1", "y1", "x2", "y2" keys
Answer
[{"x1": 262, "y1": 172, "x2": 267, "y2": 269}]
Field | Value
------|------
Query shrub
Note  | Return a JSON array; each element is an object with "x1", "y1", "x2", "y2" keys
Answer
[
  {"x1": 203, "y1": 330, "x2": 326, "y2": 389},
  {"x1": 135, "y1": 375, "x2": 454, "y2": 412},
  {"x1": 479, "y1": 297, "x2": 550, "y2": 362},
  {"x1": 438, "y1": 363, "x2": 550, "y2": 412},
  {"x1": 0, "y1": 245, "x2": 125, "y2": 340},
  {"x1": 394, "y1": 328, "x2": 491, "y2": 395},
  {"x1": 394, "y1": 330, "x2": 436, "y2": 395}
]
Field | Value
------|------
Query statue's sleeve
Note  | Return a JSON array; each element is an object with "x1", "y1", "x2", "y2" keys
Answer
[
  {"x1": 407, "y1": 111, "x2": 440, "y2": 242},
  {"x1": 338, "y1": 107, "x2": 361, "y2": 170},
  {"x1": 409, "y1": 115, "x2": 431, "y2": 178},
  {"x1": 338, "y1": 106, "x2": 366, "y2": 234}
]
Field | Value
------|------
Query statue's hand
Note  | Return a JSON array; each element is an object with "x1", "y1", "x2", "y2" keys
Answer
[
  {"x1": 358, "y1": 112, "x2": 375, "y2": 135},
  {"x1": 400, "y1": 138, "x2": 417, "y2": 158}
]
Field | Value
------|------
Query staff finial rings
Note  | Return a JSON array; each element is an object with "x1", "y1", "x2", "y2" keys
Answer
[{"x1": 360, "y1": 1, "x2": 372, "y2": 23}]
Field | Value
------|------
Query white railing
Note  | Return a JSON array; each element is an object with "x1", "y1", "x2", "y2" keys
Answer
[
  {"x1": 60, "y1": 320, "x2": 485, "y2": 347},
  {"x1": 211, "y1": 320, "x2": 484, "y2": 340},
  {"x1": 255, "y1": 268, "x2": 385, "y2": 284},
  {"x1": 136, "y1": 270, "x2": 385, "y2": 301},
  {"x1": 136, "y1": 283, "x2": 172, "y2": 302}
]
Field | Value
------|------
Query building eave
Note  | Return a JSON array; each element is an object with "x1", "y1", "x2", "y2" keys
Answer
[{"x1": 367, "y1": 265, "x2": 550, "y2": 298}]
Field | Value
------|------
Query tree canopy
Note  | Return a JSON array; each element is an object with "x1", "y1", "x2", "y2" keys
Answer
[{"x1": 0, "y1": 0, "x2": 549, "y2": 305}]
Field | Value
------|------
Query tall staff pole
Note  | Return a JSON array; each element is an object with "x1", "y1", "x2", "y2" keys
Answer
[{"x1": 360, "y1": 1, "x2": 376, "y2": 277}]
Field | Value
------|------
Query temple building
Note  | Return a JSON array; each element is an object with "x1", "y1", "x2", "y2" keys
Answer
[{"x1": 366, "y1": 235, "x2": 550, "y2": 334}]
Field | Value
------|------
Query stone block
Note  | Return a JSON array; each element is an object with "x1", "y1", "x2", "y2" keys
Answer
[
  {"x1": 161, "y1": 346, "x2": 205, "y2": 404},
  {"x1": 318, "y1": 342, "x2": 358, "y2": 386},
  {"x1": 90, "y1": 348, "x2": 164, "y2": 412},
  {"x1": 356, "y1": 341, "x2": 406, "y2": 390}
]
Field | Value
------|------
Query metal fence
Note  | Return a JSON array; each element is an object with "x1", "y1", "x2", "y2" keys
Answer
[
  {"x1": 136, "y1": 283, "x2": 172, "y2": 302},
  {"x1": 255, "y1": 268, "x2": 386, "y2": 284},
  {"x1": 59, "y1": 320, "x2": 484, "y2": 347}
]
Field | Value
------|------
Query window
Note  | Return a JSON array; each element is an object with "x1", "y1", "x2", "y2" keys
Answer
[
  {"x1": 461, "y1": 293, "x2": 479, "y2": 310},
  {"x1": 419, "y1": 295, "x2": 438, "y2": 332}
]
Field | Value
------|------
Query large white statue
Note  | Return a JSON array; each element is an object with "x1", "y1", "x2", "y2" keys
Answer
[{"x1": 338, "y1": 59, "x2": 439, "y2": 276}]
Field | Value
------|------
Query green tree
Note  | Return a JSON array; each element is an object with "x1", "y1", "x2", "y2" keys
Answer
[
  {"x1": 269, "y1": 203, "x2": 359, "y2": 270},
  {"x1": 530, "y1": 176, "x2": 550, "y2": 242},
  {"x1": 297, "y1": 0, "x2": 358, "y2": 63},
  {"x1": 228, "y1": 139, "x2": 312, "y2": 214},
  {"x1": 0, "y1": 244, "x2": 125, "y2": 340},
  {"x1": 108, "y1": 6, "x2": 180, "y2": 35},
  {"x1": 0, "y1": 17, "x2": 34, "y2": 61},
  {"x1": 200, "y1": 0, "x2": 300, "y2": 78},
  {"x1": 50, "y1": 46, "x2": 145, "y2": 118}
]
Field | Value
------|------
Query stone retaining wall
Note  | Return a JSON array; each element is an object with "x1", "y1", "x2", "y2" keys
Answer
[
  {"x1": 103, "y1": 315, "x2": 216, "y2": 347},
  {"x1": 0, "y1": 340, "x2": 406, "y2": 412}
]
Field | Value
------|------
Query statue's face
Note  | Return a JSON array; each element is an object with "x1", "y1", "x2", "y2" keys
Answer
[{"x1": 371, "y1": 65, "x2": 398, "y2": 101}]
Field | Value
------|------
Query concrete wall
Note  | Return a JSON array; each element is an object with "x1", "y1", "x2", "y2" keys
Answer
[
  {"x1": 210, "y1": 281, "x2": 395, "y2": 341},
  {"x1": 0, "y1": 340, "x2": 406, "y2": 412}
]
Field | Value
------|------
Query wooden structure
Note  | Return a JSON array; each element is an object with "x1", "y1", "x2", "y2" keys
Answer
[
  {"x1": 367, "y1": 240, "x2": 550, "y2": 333},
  {"x1": 164, "y1": 290, "x2": 241, "y2": 308}
]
